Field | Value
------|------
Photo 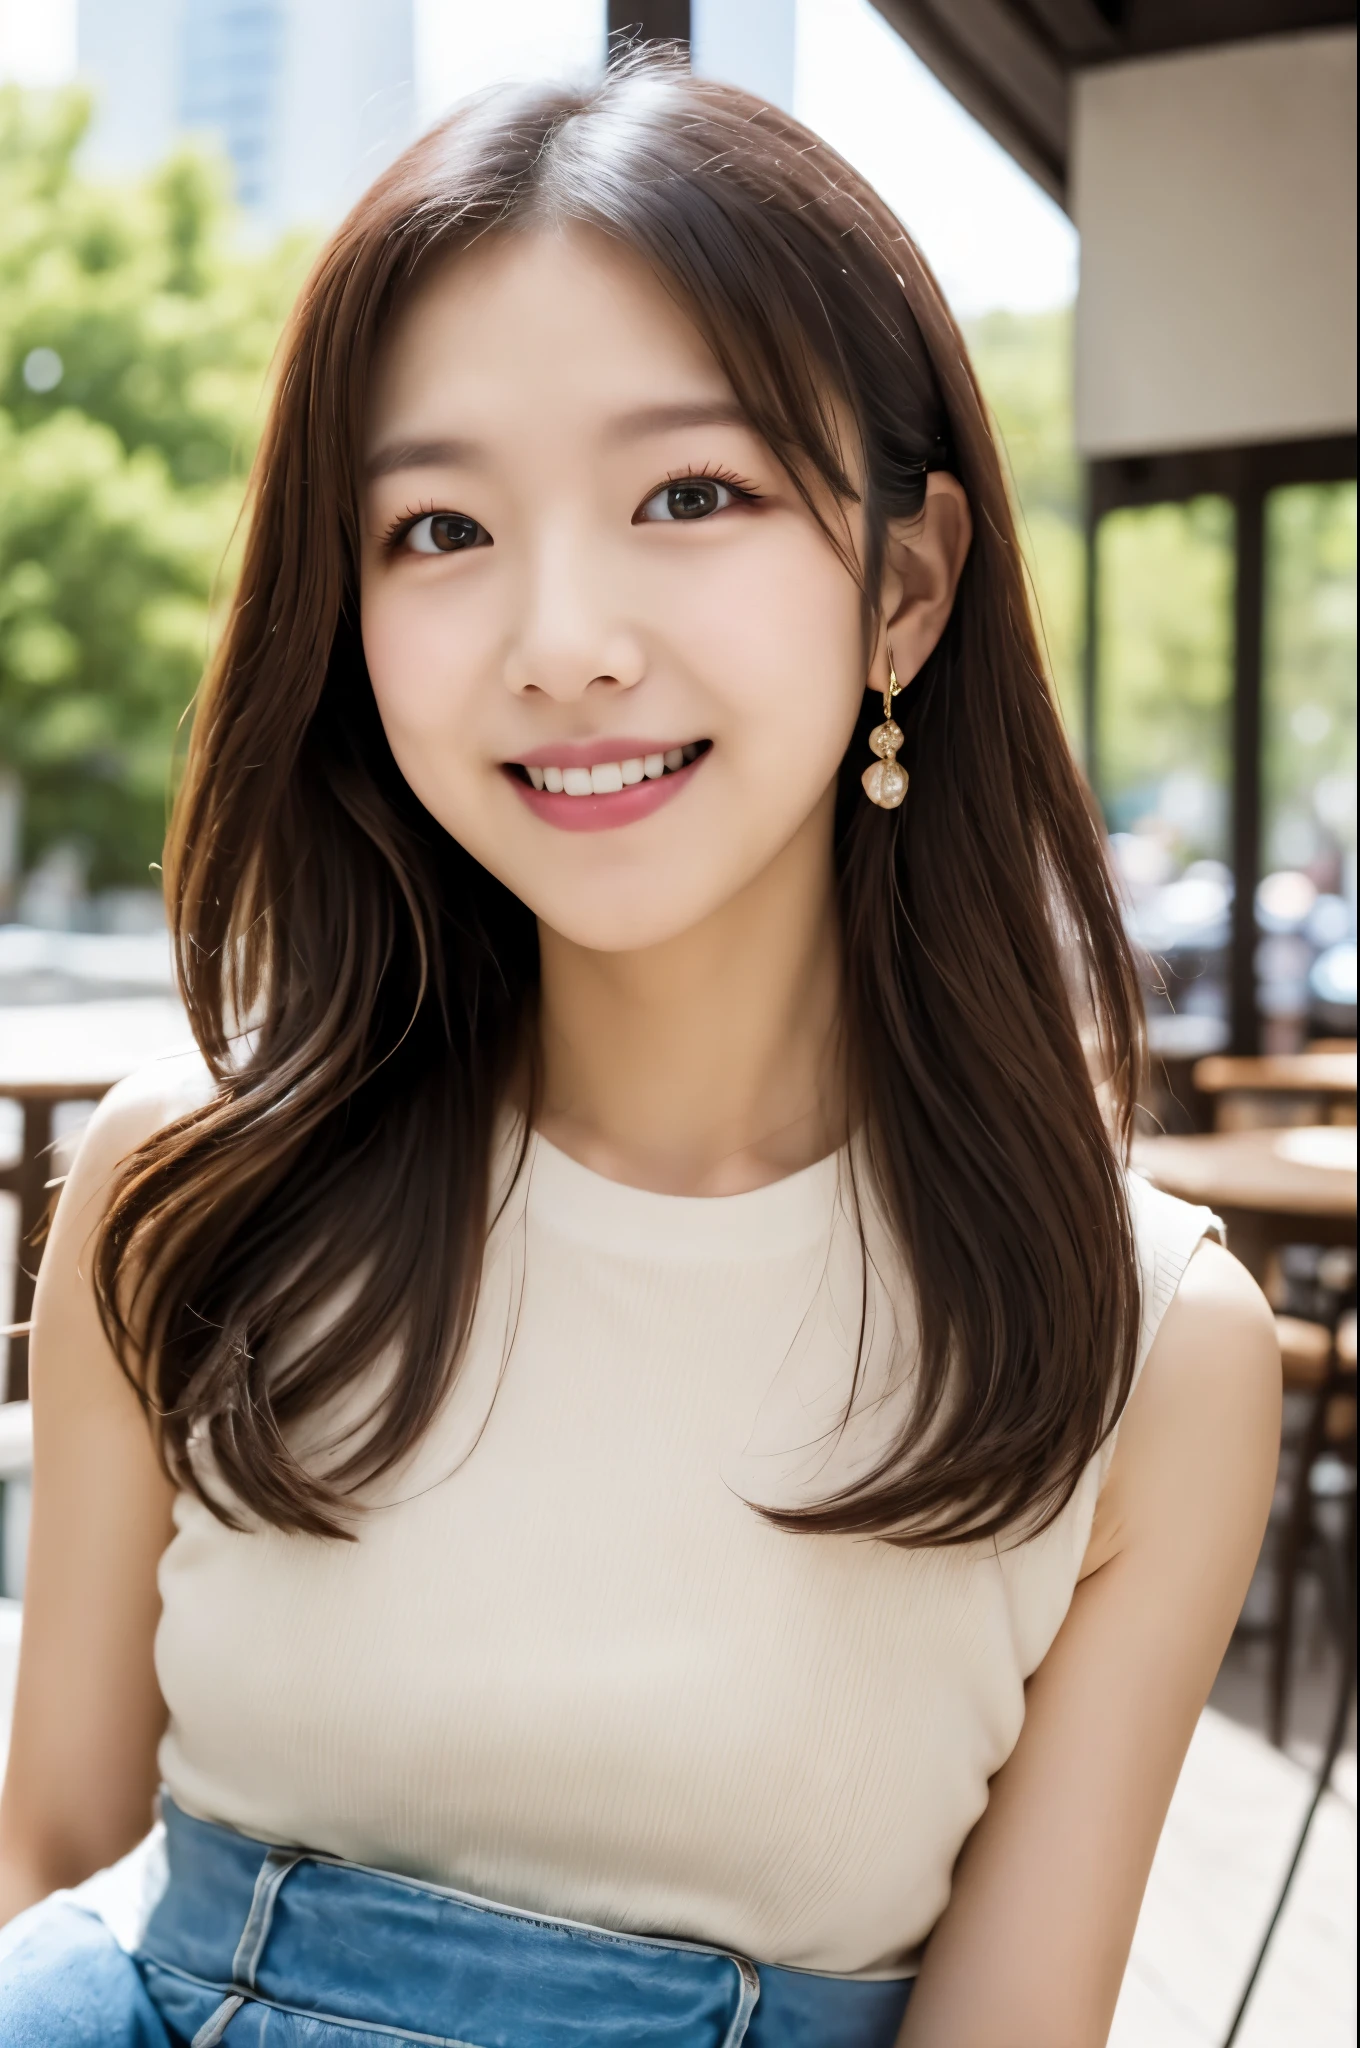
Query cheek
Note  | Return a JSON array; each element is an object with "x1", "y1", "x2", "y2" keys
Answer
[
  {"x1": 679, "y1": 524, "x2": 866, "y2": 763},
  {"x1": 359, "y1": 573, "x2": 491, "y2": 780}
]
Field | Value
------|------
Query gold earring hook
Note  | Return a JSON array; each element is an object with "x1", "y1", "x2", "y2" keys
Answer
[{"x1": 884, "y1": 645, "x2": 901, "y2": 724}]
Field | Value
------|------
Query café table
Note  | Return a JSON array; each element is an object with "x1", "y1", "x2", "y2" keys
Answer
[
  {"x1": 1194, "y1": 1052, "x2": 1357, "y2": 1094},
  {"x1": 1132, "y1": 1124, "x2": 1357, "y2": 1283},
  {"x1": 1192, "y1": 1050, "x2": 1357, "y2": 1131}
]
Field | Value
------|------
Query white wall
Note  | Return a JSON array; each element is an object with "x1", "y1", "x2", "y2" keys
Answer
[{"x1": 1073, "y1": 30, "x2": 1357, "y2": 457}]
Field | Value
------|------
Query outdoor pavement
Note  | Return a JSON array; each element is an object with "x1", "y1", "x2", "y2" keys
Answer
[{"x1": 1110, "y1": 1703, "x2": 1355, "y2": 2046}]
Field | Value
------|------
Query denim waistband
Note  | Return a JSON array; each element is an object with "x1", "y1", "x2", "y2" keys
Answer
[{"x1": 136, "y1": 1797, "x2": 913, "y2": 2048}]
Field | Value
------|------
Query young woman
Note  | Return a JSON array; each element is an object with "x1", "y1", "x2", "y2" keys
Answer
[{"x1": 0, "y1": 55, "x2": 1279, "y2": 2048}]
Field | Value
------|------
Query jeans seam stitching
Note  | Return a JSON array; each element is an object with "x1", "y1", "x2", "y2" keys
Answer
[{"x1": 138, "y1": 1955, "x2": 485, "y2": 2048}]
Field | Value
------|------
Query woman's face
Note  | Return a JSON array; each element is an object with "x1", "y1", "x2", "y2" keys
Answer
[{"x1": 360, "y1": 226, "x2": 872, "y2": 954}]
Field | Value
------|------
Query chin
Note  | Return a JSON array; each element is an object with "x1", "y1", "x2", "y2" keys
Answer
[{"x1": 528, "y1": 875, "x2": 730, "y2": 955}]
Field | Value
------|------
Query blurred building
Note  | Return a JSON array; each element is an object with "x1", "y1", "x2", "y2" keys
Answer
[{"x1": 76, "y1": 0, "x2": 417, "y2": 227}]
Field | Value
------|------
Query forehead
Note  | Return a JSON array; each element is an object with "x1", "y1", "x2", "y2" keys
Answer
[{"x1": 365, "y1": 225, "x2": 735, "y2": 452}]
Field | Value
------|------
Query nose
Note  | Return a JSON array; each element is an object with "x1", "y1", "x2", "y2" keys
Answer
[{"x1": 501, "y1": 521, "x2": 646, "y2": 704}]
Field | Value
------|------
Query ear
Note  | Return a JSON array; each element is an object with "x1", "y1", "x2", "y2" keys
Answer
[{"x1": 870, "y1": 472, "x2": 972, "y2": 700}]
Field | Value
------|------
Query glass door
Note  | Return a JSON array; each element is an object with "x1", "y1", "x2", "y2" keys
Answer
[
  {"x1": 1259, "y1": 482, "x2": 1358, "y2": 1050},
  {"x1": 1095, "y1": 495, "x2": 1236, "y2": 1058}
]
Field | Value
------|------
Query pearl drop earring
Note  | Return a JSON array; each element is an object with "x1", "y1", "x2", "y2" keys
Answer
[{"x1": 861, "y1": 647, "x2": 907, "y2": 810}]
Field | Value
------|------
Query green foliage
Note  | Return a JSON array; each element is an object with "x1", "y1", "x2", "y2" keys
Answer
[
  {"x1": 0, "y1": 85, "x2": 308, "y2": 888},
  {"x1": 1263, "y1": 482, "x2": 1358, "y2": 874},
  {"x1": 964, "y1": 307, "x2": 1084, "y2": 745},
  {"x1": 1096, "y1": 496, "x2": 1235, "y2": 856}
]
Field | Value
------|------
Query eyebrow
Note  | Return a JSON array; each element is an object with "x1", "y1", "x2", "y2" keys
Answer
[
  {"x1": 365, "y1": 437, "x2": 482, "y2": 481},
  {"x1": 365, "y1": 401, "x2": 751, "y2": 482},
  {"x1": 602, "y1": 400, "x2": 751, "y2": 443}
]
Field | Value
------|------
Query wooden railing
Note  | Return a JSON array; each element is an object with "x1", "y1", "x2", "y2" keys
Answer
[{"x1": 1, "y1": 1081, "x2": 116, "y2": 1401}]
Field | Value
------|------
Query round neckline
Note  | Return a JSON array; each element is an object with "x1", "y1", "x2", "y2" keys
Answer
[{"x1": 524, "y1": 1129, "x2": 843, "y2": 1260}]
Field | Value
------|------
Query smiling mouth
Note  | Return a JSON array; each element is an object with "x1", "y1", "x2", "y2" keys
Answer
[
  {"x1": 503, "y1": 738, "x2": 712, "y2": 834},
  {"x1": 508, "y1": 741, "x2": 710, "y2": 795}
]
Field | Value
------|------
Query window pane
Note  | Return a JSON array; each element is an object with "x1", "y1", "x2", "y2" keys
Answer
[
  {"x1": 1259, "y1": 482, "x2": 1358, "y2": 1050},
  {"x1": 965, "y1": 309, "x2": 1084, "y2": 754},
  {"x1": 1097, "y1": 496, "x2": 1235, "y2": 1055}
]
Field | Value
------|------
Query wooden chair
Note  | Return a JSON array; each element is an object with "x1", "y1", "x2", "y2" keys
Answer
[
  {"x1": 1334, "y1": 1309, "x2": 1358, "y2": 1449},
  {"x1": 0, "y1": 1399, "x2": 32, "y2": 1600},
  {"x1": 1269, "y1": 1311, "x2": 1357, "y2": 1746}
]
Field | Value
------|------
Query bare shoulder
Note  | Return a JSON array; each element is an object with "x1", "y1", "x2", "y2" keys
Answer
[
  {"x1": 1156, "y1": 1235, "x2": 1280, "y2": 1358},
  {"x1": 1083, "y1": 1240, "x2": 1281, "y2": 1576},
  {"x1": 89, "y1": 1044, "x2": 218, "y2": 1146},
  {"x1": 66, "y1": 1046, "x2": 218, "y2": 1211},
  {"x1": 1133, "y1": 1238, "x2": 1281, "y2": 1442},
  {"x1": 37, "y1": 1047, "x2": 218, "y2": 1311}
]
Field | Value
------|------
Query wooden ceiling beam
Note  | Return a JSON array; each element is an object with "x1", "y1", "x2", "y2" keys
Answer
[{"x1": 868, "y1": 0, "x2": 1070, "y2": 204}]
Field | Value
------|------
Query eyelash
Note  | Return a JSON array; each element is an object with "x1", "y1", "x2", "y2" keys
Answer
[
  {"x1": 656, "y1": 461, "x2": 762, "y2": 504},
  {"x1": 381, "y1": 500, "x2": 441, "y2": 552},
  {"x1": 379, "y1": 463, "x2": 763, "y2": 553}
]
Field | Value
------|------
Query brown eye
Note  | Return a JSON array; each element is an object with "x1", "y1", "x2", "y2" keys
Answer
[
  {"x1": 638, "y1": 477, "x2": 738, "y2": 524},
  {"x1": 406, "y1": 512, "x2": 490, "y2": 555},
  {"x1": 666, "y1": 480, "x2": 719, "y2": 520}
]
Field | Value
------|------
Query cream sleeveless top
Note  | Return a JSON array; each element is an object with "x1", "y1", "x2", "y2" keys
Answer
[{"x1": 155, "y1": 1135, "x2": 1217, "y2": 1979}]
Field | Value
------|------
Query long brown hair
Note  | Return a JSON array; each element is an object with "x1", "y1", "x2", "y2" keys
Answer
[{"x1": 95, "y1": 54, "x2": 1144, "y2": 1544}]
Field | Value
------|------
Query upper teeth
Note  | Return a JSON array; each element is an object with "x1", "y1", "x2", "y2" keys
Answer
[{"x1": 527, "y1": 745, "x2": 697, "y2": 794}]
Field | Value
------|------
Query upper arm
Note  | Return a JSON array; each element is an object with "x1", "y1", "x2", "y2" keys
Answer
[
  {"x1": 900, "y1": 1240, "x2": 1281, "y2": 2048},
  {"x1": 0, "y1": 1058, "x2": 211, "y2": 1920}
]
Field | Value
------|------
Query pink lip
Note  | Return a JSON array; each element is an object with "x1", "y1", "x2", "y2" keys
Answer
[
  {"x1": 506, "y1": 752, "x2": 708, "y2": 832},
  {"x1": 512, "y1": 738, "x2": 694, "y2": 770}
]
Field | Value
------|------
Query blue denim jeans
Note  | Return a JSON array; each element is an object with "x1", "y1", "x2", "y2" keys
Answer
[{"x1": 0, "y1": 1795, "x2": 914, "y2": 2046}]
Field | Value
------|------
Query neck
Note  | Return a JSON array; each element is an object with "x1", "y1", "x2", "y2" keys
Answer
[{"x1": 534, "y1": 798, "x2": 845, "y2": 1196}]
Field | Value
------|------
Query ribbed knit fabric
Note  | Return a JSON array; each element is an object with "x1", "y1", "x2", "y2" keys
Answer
[{"x1": 155, "y1": 1139, "x2": 1217, "y2": 1978}]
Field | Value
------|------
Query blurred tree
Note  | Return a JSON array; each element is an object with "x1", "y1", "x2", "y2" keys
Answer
[
  {"x1": 965, "y1": 307, "x2": 1084, "y2": 745},
  {"x1": 1095, "y1": 496, "x2": 1234, "y2": 858},
  {"x1": 0, "y1": 86, "x2": 308, "y2": 893},
  {"x1": 1263, "y1": 482, "x2": 1357, "y2": 882}
]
